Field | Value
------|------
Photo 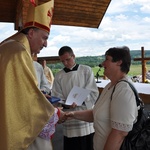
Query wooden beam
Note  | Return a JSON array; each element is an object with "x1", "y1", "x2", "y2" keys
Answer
[
  {"x1": 134, "y1": 58, "x2": 150, "y2": 61},
  {"x1": 37, "y1": 56, "x2": 60, "y2": 64}
]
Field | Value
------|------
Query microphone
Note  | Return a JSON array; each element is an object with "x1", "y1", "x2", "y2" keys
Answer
[{"x1": 99, "y1": 64, "x2": 102, "y2": 68}]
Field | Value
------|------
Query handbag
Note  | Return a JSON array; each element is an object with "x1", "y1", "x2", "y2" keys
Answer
[{"x1": 111, "y1": 80, "x2": 150, "y2": 150}]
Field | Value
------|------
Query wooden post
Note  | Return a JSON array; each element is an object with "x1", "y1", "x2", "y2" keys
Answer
[
  {"x1": 134, "y1": 47, "x2": 150, "y2": 83},
  {"x1": 141, "y1": 47, "x2": 146, "y2": 82}
]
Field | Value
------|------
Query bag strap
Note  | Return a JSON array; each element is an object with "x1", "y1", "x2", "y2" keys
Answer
[{"x1": 111, "y1": 80, "x2": 144, "y2": 108}]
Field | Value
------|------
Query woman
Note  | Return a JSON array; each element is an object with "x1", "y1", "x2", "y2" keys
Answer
[{"x1": 66, "y1": 46, "x2": 138, "y2": 150}]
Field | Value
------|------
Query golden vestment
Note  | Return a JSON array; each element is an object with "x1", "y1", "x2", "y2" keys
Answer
[{"x1": 0, "y1": 33, "x2": 54, "y2": 150}]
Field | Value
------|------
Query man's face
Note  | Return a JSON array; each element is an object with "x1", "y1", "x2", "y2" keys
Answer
[
  {"x1": 28, "y1": 28, "x2": 49, "y2": 54},
  {"x1": 59, "y1": 52, "x2": 75, "y2": 69}
]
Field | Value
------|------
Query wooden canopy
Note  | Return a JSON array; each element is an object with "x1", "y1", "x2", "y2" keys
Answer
[
  {"x1": 0, "y1": 0, "x2": 111, "y2": 30},
  {"x1": 0, "y1": 0, "x2": 111, "y2": 63}
]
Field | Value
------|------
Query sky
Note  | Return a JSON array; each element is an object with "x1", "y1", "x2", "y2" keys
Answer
[{"x1": 0, "y1": 0, "x2": 150, "y2": 57}]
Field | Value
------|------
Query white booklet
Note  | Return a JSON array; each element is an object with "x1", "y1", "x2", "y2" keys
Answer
[{"x1": 65, "y1": 86, "x2": 91, "y2": 106}]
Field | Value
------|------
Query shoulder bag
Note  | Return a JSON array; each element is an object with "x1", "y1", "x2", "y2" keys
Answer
[{"x1": 111, "y1": 80, "x2": 150, "y2": 150}]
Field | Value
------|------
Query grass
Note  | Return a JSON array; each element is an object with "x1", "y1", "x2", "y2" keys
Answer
[
  {"x1": 52, "y1": 64, "x2": 150, "y2": 78},
  {"x1": 92, "y1": 64, "x2": 150, "y2": 77},
  {"x1": 129, "y1": 65, "x2": 142, "y2": 76}
]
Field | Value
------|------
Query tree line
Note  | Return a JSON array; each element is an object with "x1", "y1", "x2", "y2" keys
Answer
[{"x1": 48, "y1": 50, "x2": 150, "y2": 71}]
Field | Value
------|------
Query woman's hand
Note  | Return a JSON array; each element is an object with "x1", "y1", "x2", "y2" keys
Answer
[{"x1": 65, "y1": 111, "x2": 75, "y2": 120}]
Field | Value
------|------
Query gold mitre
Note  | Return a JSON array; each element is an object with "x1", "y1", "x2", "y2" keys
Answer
[{"x1": 23, "y1": 0, "x2": 54, "y2": 33}]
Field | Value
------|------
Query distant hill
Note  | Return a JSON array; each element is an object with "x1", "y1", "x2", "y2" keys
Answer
[
  {"x1": 75, "y1": 50, "x2": 150, "y2": 67},
  {"x1": 130, "y1": 50, "x2": 150, "y2": 59},
  {"x1": 49, "y1": 50, "x2": 150, "y2": 71}
]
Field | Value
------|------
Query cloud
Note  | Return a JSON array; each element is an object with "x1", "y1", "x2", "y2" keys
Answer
[
  {"x1": 0, "y1": 23, "x2": 17, "y2": 42},
  {"x1": 1, "y1": 1, "x2": 150, "y2": 57}
]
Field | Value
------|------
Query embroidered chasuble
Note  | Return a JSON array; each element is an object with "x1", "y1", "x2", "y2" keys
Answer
[{"x1": 0, "y1": 33, "x2": 54, "y2": 150}]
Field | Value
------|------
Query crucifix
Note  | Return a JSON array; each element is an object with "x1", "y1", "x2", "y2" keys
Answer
[{"x1": 134, "y1": 47, "x2": 150, "y2": 83}]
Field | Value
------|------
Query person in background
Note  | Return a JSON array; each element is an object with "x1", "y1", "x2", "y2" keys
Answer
[
  {"x1": 51, "y1": 46, "x2": 99, "y2": 150},
  {"x1": 42, "y1": 59, "x2": 54, "y2": 86},
  {"x1": 0, "y1": 1, "x2": 65, "y2": 149},
  {"x1": 66, "y1": 46, "x2": 138, "y2": 150},
  {"x1": 146, "y1": 70, "x2": 150, "y2": 80},
  {"x1": 32, "y1": 53, "x2": 51, "y2": 94}
]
